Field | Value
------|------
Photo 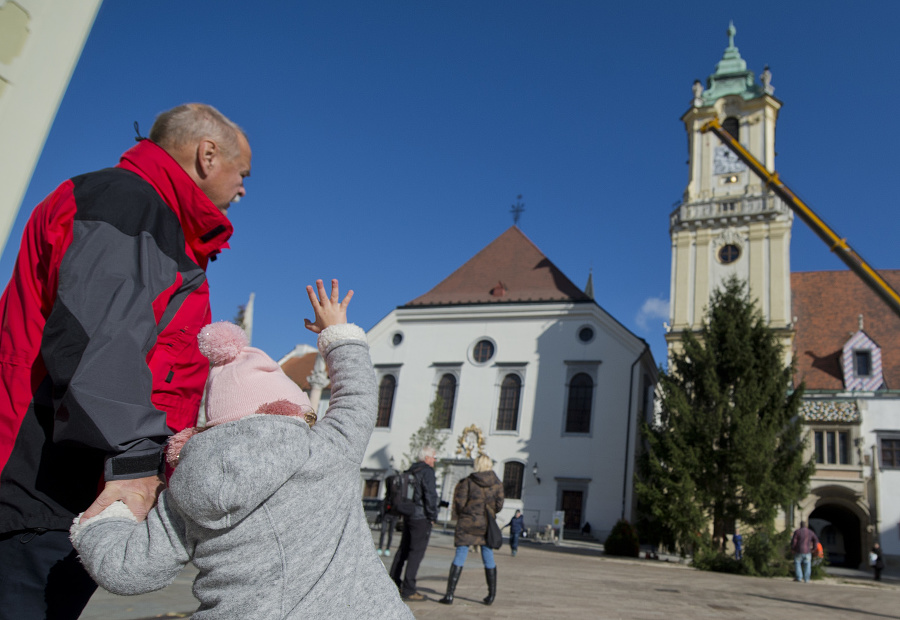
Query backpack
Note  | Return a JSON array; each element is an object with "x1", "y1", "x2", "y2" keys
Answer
[{"x1": 385, "y1": 471, "x2": 417, "y2": 517}]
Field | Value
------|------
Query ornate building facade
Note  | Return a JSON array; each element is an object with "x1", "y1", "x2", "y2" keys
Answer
[{"x1": 668, "y1": 23, "x2": 899, "y2": 569}]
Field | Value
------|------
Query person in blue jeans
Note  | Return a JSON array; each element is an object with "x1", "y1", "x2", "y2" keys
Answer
[
  {"x1": 505, "y1": 510, "x2": 526, "y2": 556},
  {"x1": 438, "y1": 454, "x2": 504, "y2": 606},
  {"x1": 790, "y1": 521, "x2": 820, "y2": 583},
  {"x1": 732, "y1": 528, "x2": 743, "y2": 561}
]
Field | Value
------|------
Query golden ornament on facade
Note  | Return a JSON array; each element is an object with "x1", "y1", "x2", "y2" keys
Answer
[{"x1": 456, "y1": 424, "x2": 486, "y2": 459}]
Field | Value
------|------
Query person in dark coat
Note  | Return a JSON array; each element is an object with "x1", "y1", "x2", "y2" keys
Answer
[
  {"x1": 438, "y1": 454, "x2": 504, "y2": 606},
  {"x1": 505, "y1": 510, "x2": 525, "y2": 556},
  {"x1": 870, "y1": 542, "x2": 885, "y2": 581},
  {"x1": 389, "y1": 446, "x2": 438, "y2": 601}
]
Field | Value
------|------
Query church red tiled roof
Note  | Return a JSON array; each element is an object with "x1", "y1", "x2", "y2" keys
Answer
[
  {"x1": 791, "y1": 270, "x2": 900, "y2": 390},
  {"x1": 404, "y1": 226, "x2": 591, "y2": 307},
  {"x1": 281, "y1": 352, "x2": 319, "y2": 391}
]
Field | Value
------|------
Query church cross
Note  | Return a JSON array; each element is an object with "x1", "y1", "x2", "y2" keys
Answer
[{"x1": 510, "y1": 195, "x2": 525, "y2": 225}]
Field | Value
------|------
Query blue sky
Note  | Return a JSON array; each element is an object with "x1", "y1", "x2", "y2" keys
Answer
[{"x1": 3, "y1": 1, "x2": 899, "y2": 367}]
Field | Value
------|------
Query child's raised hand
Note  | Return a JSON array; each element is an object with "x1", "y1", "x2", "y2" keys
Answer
[{"x1": 304, "y1": 279, "x2": 353, "y2": 334}]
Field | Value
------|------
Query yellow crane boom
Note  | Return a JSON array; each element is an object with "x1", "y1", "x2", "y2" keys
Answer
[{"x1": 701, "y1": 118, "x2": 900, "y2": 319}]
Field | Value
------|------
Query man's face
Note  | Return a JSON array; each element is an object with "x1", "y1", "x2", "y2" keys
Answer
[
  {"x1": 424, "y1": 455, "x2": 436, "y2": 468},
  {"x1": 200, "y1": 133, "x2": 252, "y2": 216}
]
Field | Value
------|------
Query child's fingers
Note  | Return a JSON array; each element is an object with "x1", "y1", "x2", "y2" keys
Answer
[
  {"x1": 341, "y1": 289, "x2": 354, "y2": 309},
  {"x1": 316, "y1": 279, "x2": 329, "y2": 304},
  {"x1": 330, "y1": 278, "x2": 340, "y2": 303}
]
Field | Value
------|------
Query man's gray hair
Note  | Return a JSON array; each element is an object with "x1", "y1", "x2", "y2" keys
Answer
[
  {"x1": 417, "y1": 445, "x2": 436, "y2": 462},
  {"x1": 149, "y1": 103, "x2": 245, "y2": 159}
]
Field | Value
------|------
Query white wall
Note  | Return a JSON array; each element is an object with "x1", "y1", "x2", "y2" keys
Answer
[{"x1": 862, "y1": 398, "x2": 900, "y2": 559}]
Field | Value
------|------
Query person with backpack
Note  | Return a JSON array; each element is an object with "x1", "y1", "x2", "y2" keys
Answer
[{"x1": 389, "y1": 446, "x2": 438, "y2": 601}]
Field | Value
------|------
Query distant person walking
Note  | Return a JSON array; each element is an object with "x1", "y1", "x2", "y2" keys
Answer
[
  {"x1": 438, "y1": 454, "x2": 504, "y2": 606},
  {"x1": 377, "y1": 474, "x2": 399, "y2": 557},
  {"x1": 790, "y1": 520, "x2": 820, "y2": 583},
  {"x1": 505, "y1": 509, "x2": 526, "y2": 556},
  {"x1": 869, "y1": 542, "x2": 885, "y2": 581},
  {"x1": 389, "y1": 446, "x2": 438, "y2": 601},
  {"x1": 732, "y1": 528, "x2": 743, "y2": 561}
]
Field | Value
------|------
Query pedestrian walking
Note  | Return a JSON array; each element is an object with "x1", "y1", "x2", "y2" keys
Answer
[
  {"x1": 389, "y1": 446, "x2": 439, "y2": 601},
  {"x1": 438, "y1": 454, "x2": 504, "y2": 606},
  {"x1": 505, "y1": 509, "x2": 526, "y2": 556},
  {"x1": 790, "y1": 520, "x2": 820, "y2": 583}
]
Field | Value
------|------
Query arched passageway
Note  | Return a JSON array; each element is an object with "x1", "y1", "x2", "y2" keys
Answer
[{"x1": 809, "y1": 504, "x2": 862, "y2": 568}]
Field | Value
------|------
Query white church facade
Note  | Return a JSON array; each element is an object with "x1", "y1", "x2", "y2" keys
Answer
[{"x1": 358, "y1": 226, "x2": 657, "y2": 539}]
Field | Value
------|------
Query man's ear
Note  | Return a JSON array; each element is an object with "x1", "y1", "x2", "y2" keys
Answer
[{"x1": 196, "y1": 139, "x2": 218, "y2": 178}]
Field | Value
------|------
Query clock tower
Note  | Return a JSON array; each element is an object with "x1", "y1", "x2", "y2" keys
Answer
[{"x1": 667, "y1": 22, "x2": 793, "y2": 357}]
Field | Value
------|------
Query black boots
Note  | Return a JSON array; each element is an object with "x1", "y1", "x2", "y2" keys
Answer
[
  {"x1": 483, "y1": 567, "x2": 497, "y2": 605},
  {"x1": 438, "y1": 564, "x2": 463, "y2": 604}
]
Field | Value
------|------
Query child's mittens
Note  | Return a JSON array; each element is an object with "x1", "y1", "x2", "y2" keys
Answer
[{"x1": 70, "y1": 500, "x2": 138, "y2": 541}]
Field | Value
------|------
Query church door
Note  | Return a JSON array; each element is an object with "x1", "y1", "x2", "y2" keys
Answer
[{"x1": 561, "y1": 490, "x2": 583, "y2": 529}]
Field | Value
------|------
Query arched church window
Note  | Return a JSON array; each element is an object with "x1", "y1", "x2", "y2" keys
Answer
[
  {"x1": 565, "y1": 373, "x2": 594, "y2": 433},
  {"x1": 376, "y1": 375, "x2": 396, "y2": 427},
  {"x1": 435, "y1": 373, "x2": 457, "y2": 428},
  {"x1": 496, "y1": 374, "x2": 521, "y2": 431},
  {"x1": 503, "y1": 461, "x2": 525, "y2": 500}
]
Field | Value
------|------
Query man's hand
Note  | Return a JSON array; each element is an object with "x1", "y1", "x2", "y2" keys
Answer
[{"x1": 79, "y1": 475, "x2": 165, "y2": 522}]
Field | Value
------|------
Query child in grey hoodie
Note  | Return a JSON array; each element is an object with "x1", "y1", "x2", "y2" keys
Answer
[{"x1": 70, "y1": 279, "x2": 413, "y2": 619}]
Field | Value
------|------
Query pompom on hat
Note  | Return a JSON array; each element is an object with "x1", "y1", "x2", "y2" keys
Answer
[{"x1": 198, "y1": 321, "x2": 313, "y2": 427}]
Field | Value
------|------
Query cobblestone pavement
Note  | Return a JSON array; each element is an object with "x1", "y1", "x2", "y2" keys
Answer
[{"x1": 79, "y1": 528, "x2": 899, "y2": 619}]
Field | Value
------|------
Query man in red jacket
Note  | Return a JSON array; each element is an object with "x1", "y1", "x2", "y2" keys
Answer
[{"x1": 0, "y1": 103, "x2": 251, "y2": 619}]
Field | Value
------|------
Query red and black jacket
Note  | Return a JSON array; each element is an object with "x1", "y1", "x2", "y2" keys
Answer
[{"x1": 0, "y1": 140, "x2": 232, "y2": 532}]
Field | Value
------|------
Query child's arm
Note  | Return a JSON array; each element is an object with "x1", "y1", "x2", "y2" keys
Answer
[
  {"x1": 303, "y1": 279, "x2": 375, "y2": 463},
  {"x1": 70, "y1": 492, "x2": 191, "y2": 596}
]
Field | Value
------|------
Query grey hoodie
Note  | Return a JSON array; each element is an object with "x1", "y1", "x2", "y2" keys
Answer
[{"x1": 70, "y1": 324, "x2": 413, "y2": 619}]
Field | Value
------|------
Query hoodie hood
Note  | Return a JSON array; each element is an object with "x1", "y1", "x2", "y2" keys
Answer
[
  {"x1": 469, "y1": 470, "x2": 500, "y2": 488},
  {"x1": 167, "y1": 414, "x2": 312, "y2": 529}
]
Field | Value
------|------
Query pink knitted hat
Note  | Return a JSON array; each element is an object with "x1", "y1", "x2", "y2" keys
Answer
[{"x1": 198, "y1": 321, "x2": 313, "y2": 426}]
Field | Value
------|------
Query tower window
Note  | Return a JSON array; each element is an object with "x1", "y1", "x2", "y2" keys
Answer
[
  {"x1": 723, "y1": 116, "x2": 740, "y2": 141},
  {"x1": 718, "y1": 244, "x2": 740, "y2": 264}
]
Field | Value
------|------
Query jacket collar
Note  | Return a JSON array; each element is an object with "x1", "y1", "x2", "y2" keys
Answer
[{"x1": 117, "y1": 140, "x2": 233, "y2": 268}]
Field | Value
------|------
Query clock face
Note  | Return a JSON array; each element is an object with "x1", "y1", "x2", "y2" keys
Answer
[{"x1": 713, "y1": 145, "x2": 746, "y2": 175}]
